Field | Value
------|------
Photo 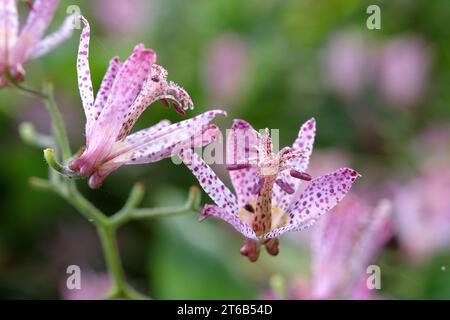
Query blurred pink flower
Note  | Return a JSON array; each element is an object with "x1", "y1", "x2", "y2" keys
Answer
[
  {"x1": 323, "y1": 32, "x2": 432, "y2": 109},
  {"x1": 307, "y1": 149, "x2": 350, "y2": 177},
  {"x1": 0, "y1": 0, "x2": 74, "y2": 87},
  {"x1": 60, "y1": 270, "x2": 111, "y2": 300},
  {"x1": 179, "y1": 118, "x2": 359, "y2": 262},
  {"x1": 311, "y1": 196, "x2": 392, "y2": 299},
  {"x1": 413, "y1": 124, "x2": 450, "y2": 170},
  {"x1": 44, "y1": 224, "x2": 102, "y2": 268},
  {"x1": 378, "y1": 37, "x2": 431, "y2": 108},
  {"x1": 69, "y1": 17, "x2": 223, "y2": 188},
  {"x1": 323, "y1": 32, "x2": 371, "y2": 100},
  {"x1": 204, "y1": 34, "x2": 249, "y2": 107},
  {"x1": 392, "y1": 167, "x2": 450, "y2": 262},
  {"x1": 93, "y1": 0, "x2": 155, "y2": 36}
]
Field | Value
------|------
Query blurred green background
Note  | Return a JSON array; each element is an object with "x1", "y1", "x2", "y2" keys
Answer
[{"x1": 0, "y1": 0, "x2": 449, "y2": 299}]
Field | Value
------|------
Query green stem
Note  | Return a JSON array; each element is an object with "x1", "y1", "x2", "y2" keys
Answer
[
  {"x1": 63, "y1": 181, "x2": 109, "y2": 226},
  {"x1": 22, "y1": 80, "x2": 202, "y2": 299},
  {"x1": 130, "y1": 200, "x2": 197, "y2": 220},
  {"x1": 43, "y1": 148, "x2": 80, "y2": 178},
  {"x1": 97, "y1": 224, "x2": 149, "y2": 300},
  {"x1": 109, "y1": 182, "x2": 146, "y2": 227},
  {"x1": 6, "y1": 72, "x2": 47, "y2": 99},
  {"x1": 42, "y1": 82, "x2": 72, "y2": 161},
  {"x1": 97, "y1": 224, "x2": 127, "y2": 295},
  {"x1": 22, "y1": 80, "x2": 156, "y2": 299},
  {"x1": 29, "y1": 177, "x2": 55, "y2": 192},
  {"x1": 111, "y1": 186, "x2": 202, "y2": 227}
]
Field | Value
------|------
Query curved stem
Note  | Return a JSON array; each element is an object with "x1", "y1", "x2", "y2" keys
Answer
[
  {"x1": 6, "y1": 72, "x2": 47, "y2": 99},
  {"x1": 44, "y1": 148, "x2": 80, "y2": 178},
  {"x1": 64, "y1": 181, "x2": 109, "y2": 225},
  {"x1": 111, "y1": 186, "x2": 202, "y2": 227},
  {"x1": 42, "y1": 82, "x2": 72, "y2": 161},
  {"x1": 22, "y1": 79, "x2": 204, "y2": 300},
  {"x1": 109, "y1": 182, "x2": 146, "y2": 228},
  {"x1": 23, "y1": 80, "x2": 156, "y2": 299},
  {"x1": 97, "y1": 224, "x2": 127, "y2": 297}
]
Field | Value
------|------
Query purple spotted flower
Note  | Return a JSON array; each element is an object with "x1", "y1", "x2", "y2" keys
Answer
[
  {"x1": 179, "y1": 118, "x2": 360, "y2": 261},
  {"x1": 69, "y1": 17, "x2": 225, "y2": 188},
  {"x1": 0, "y1": 0, "x2": 75, "y2": 87}
]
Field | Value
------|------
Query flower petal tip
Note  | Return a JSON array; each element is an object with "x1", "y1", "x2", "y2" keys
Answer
[
  {"x1": 231, "y1": 118, "x2": 252, "y2": 129},
  {"x1": 199, "y1": 205, "x2": 214, "y2": 222},
  {"x1": 343, "y1": 167, "x2": 362, "y2": 178},
  {"x1": 240, "y1": 239, "x2": 260, "y2": 262},
  {"x1": 80, "y1": 15, "x2": 88, "y2": 25}
]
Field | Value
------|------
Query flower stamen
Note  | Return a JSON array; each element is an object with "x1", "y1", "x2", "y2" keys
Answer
[
  {"x1": 290, "y1": 169, "x2": 312, "y2": 181},
  {"x1": 275, "y1": 179, "x2": 295, "y2": 194}
]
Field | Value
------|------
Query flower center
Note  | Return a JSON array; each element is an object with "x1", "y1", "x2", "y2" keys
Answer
[{"x1": 239, "y1": 129, "x2": 312, "y2": 236}]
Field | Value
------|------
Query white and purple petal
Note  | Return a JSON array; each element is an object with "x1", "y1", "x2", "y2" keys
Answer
[
  {"x1": 201, "y1": 204, "x2": 257, "y2": 240},
  {"x1": 113, "y1": 123, "x2": 220, "y2": 165},
  {"x1": 178, "y1": 147, "x2": 239, "y2": 216},
  {"x1": 106, "y1": 110, "x2": 226, "y2": 163},
  {"x1": 264, "y1": 167, "x2": 360, "y2": 239},
  {"x1": 75, "y1": 43, "x2": 156, "y2": 175},
  {"x1": 273, "y1": 118, "x2": 316, "y2": 213},
  {"x1": 93, "y1": 43, "x2": 155, "y2": 142},
  {"x1": 116, "y1": 64, "x2": 193, "y2": 140},
  {"x1": 88, "y1": 56, "x2": 121, "y2": 141},
  {"x1": 76, "y1": 16, "x2": 95, "y2": 135}
]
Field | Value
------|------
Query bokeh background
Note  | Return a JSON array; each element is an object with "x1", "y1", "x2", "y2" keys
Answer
[{"x1": 0, "y1": 0, "x2": 449, "y2": 299}]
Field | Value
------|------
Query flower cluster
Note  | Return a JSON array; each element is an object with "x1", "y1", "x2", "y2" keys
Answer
[{"x1": 4, "y1": 4, "x2": 361, "y2": 270}]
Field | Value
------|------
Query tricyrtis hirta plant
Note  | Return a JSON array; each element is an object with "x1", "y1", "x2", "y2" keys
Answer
[
  {"x1": 179, "y1": 118, "x2": 360, "y2": 261},
  {"x1": 12, "y1": 14, "x2": 223, "y2": 299},
  {"x1": 0, "y1": 0, "x2": 74, "y2": 87},
  {"x1": 67, "y1": 17, "x2": 223, "y2": 188}
]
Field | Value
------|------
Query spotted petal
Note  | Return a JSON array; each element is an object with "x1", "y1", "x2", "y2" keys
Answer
[
  {"x1": 264, "y1": 167, "x2": 360, "y2": 239},
  {"x1": 179, "y1": 147, "x2": 239, "y2": 216},
  {"x1": 76, "y1": 16, "x2": 95, "y2": 136},
  {"x1": 86, "y1": 56, "x2": 121, "y2": 142},
  {"x1": 92, "y1": 43, "x2": 156, "y2": 143},
  {"x1": 273, "y1": 118, "x2": 316, "y2": 213},
  {"x1": 84, "y1": 44, "x2": 156, "y2": 171},
  {"x1": 108, "y1": 110, "x2": 227, "y2": 163},
  {"x1": 201, "y1": 204, "x2": 257, "y2": 240},
  {"x1": 116, "y1": 64, "x2": 193, "y2": 140},
  {"x1": 87, "y1": 114, "x2": 223, "y2": 189},
  {"x1": 226, "y1": 119, "x2": 260, "y2": 208},
  {"x1": 112, "y1": 122, "x2": 220, "y2": 165}
]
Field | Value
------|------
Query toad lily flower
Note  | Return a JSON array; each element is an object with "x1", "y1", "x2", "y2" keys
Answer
[
  {"x1": 0, "y1": 0, "x2": 75, "y2": 87},
  {"x1": 68, "y1": 16, "x2": 224, "y2": 188},
  {"x1": 179, "y1": 118, "x2": 360, "y2": 261}
]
